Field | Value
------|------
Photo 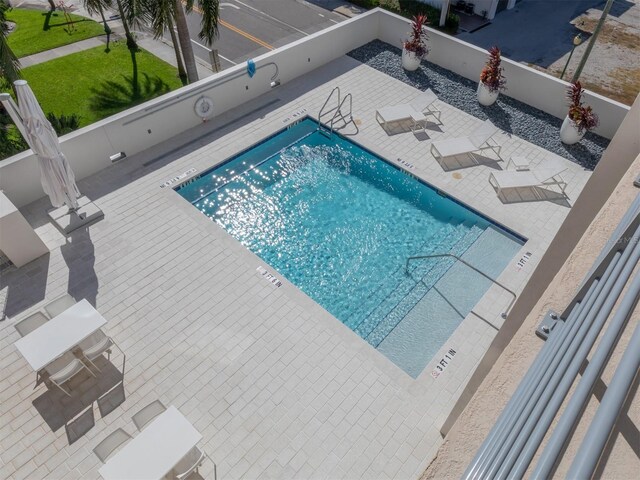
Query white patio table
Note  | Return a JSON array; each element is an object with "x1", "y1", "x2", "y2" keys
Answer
[
  {"x1": 14, "y1": 299, "x2": 106, "y2": 371},
  {"x1": 99, "y1": 406, "x2": 202, "y2": 480}
]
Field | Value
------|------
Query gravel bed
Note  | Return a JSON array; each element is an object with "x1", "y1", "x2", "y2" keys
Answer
[{"x1": 347, "y1": 40, "x2": 610, "y2": 170}]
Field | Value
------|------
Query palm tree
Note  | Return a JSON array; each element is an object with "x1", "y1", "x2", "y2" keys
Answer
[
  {"x1": 147, "y1": 0, "x2": 187, "y2": 84},
  {"x1": 83, "y1": 0, "x2": 114, "y2": 50},
  {"x1": 0, "y1": 1, "x2": 20, "y2": 85},
  {"x1": 173, "y1": 0, "x2": 219, "y2": 84},
  {"x1": 114, "y1": 0, "x2": 146, "y2": 52},
  {"x1": 111, "y1": 0, "x2": 150, "y2": 98}
]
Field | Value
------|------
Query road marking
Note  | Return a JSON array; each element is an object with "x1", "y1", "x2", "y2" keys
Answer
[
  {"x1": 216, "y1": 53, "x2": 237, "y2": 65},
  {"x1": 185, "y1": 2, "x2": 274, "y2": 50},
  {"x1": 220, "y1": 2, "x2": 240, "y2": 9},
  {"x1": 219, "y1": 19, "x2": 274, "y2": 49},
  {"x1": 232, "y1": 0, "x2": 309, "y2": 36},
  {"x1": 189, "y1": 39, "x2": 237, "y2": 65},
  {"x1": 190, "y1": 38, "x2": 211, "y2": 51}
]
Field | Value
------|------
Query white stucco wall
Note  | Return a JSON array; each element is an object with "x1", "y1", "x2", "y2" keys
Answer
[
  {"x1": 379, "y1": 11, "x2": 628, "y2": 139},
  {"x1": 0, "y1": 10, "x2": 379, "y2": 208},
  {"x1": 0, "y1": 9, "x2": 629, "y2": 208}
]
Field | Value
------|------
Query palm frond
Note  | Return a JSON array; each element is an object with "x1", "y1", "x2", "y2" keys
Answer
[
  {"x1": 121, "y1": 0, "x2": 152, "y2": 31},
  {"x1": 196, "y1": 0, "x2": 219, "y2": 45},
  {"x1": 148, "y1": 0, "x2": 177, "y2": 39},
  {"x1": 83, "y1": 0, "x2": 113, "y2": 17},
  {"x1": 0, "y1": 3, "x2": 21, "y2": 83}
]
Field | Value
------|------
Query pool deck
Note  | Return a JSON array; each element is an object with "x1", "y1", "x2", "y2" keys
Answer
[{"x1": 0, "y1": 55, "x2": 591, "y2": 479}]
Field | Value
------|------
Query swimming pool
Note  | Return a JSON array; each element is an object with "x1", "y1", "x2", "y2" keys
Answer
[{"x1": 177, "y1": 118, "x2": 524, "y2": 377}]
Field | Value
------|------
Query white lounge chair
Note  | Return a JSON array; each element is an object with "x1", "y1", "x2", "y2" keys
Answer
[
  {"x1": 93, "y1": 428, "x2": 132, "y2": 463},
  {"x1": 489, "y1": 160, "x2": 568, "y2": 197},
  {"x1": 15, "y1": 311, "x2": 49, "y2": 337},
  {"x1": 376, "y1": 89, "x2": 442, "y2": 132},
  {"x1": 430, "y1": 119, "x2": 502, "y2": 162},
  {"x1": 45, "y1": 352, "x2": 94, "y2": 396},
  {"x1": 132, "y1": 400, "x2": 167, "y2": 431}
]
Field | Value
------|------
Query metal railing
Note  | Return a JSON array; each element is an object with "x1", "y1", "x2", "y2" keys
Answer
[
  {"x1": 317, "y1": 87, "x2": 357, "y2": 137},
  {"x1": 463, "y1": 219, "x2": 640, "y2": 480},
  {"x1": 317, "y1": 86, "x2": 341, "y2": 129},
  {"x1": 405, "y1": 253, "x2": 517, "y2": 319},
  {"x1": 328, "y1": 93, "x2": 357, "y2": 136}
]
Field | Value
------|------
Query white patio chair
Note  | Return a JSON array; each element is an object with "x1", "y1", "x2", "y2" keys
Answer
[
  {"x1": 77, "y1": 329, "x2": 114, "y2": 371},
  {"x1": 45, "y1": 351, "x2": 94, "y2": 396},
  {"x1": 489, "y1": 160, "x2": 568, "y2": 198},
  {"x1": 376, "y1": 88, "x2": 442, "y2": 132},
  {"x1": 14, "y1": 311, "x2": 49, "y2": 337},
  {"x1": 132, "y1": 400, "x2": 167, "y2": 431},
  {"x1": 44, "y1": 294, "x2": 76, "y2": 318},
  {"x1": 430, "y1": 119, "x2": 502, "y2": 162},
  {"x1": 172, "y1": 446, "x2": 208, "y2": 480},
  {"x1": 93, "y1": 428, "x2": 133, "y2": 463}
]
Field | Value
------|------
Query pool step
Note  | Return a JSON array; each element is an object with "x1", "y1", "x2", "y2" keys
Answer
[
  {"x1": 377, "y1": 226, "x2": 524, "y2": 377},
  {"x1": 347, "y1": 217, "x2": 465, "y2": 331},
  {"x1": 365, "y1": 224, "x2": 483, "y2": 347},
  {"x1": 356, "y1": 222, "x2": 484, "y2": 344},
  {"x1": 345, "y1": 217, "x2": 464, "y2": 330}
]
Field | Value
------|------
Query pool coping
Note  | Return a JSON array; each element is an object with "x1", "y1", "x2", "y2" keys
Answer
[{"x1": 167, "y1": 113, "x2": 533, "y2": 396}]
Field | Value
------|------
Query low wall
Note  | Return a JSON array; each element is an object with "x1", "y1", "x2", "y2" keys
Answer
[
  {"x1": 0, "y1": 8, "x2": 630, "y2": 208},
  {"x1": 378, "y1": 10, "x2": 628, "y2": 139},
  {"x1": 0, "y1": 10, "x2": 379, "y2": 208}
]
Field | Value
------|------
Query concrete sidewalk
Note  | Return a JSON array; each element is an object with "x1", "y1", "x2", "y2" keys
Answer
[
  {"x1": 13, "y1": 0, "x2": 214, "y2": 78},
  {"x1": 19, "y1": 36, "x2": 107, "y2": 67}
]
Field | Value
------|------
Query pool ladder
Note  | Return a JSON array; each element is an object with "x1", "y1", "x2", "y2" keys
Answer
[{"x1": 317, "y1": 86, "x2": 358, "y2": 136}]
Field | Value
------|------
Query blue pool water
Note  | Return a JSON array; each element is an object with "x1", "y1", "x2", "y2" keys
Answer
[{"x1": 177, "y1": 118, "x2": 524, "y2": 377}]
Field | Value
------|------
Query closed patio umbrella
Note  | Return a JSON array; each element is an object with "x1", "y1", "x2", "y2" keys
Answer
[{"x1": 14, "y1": 80, "x2": 80, "y2": 211}]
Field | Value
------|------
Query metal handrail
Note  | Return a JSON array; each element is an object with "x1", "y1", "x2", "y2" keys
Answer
[
  {"x1": 318, "y1": 86, "x2": 340, "y2": 129},
  {"x1": 329, "y1": 93, "x2": 357, "y2": 135},
  {"x1": 405, "y1": 253, "x2": 517, "y2": 319}
]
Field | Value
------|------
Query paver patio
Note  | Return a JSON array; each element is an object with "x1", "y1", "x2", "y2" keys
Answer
[{"x1": 0, "y1": 54, "x2": 591, "y2": 479}]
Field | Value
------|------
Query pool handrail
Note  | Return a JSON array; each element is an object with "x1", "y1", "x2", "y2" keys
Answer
[{"x1": 405, "y1": 253, "x2": 517, "y2": 319}]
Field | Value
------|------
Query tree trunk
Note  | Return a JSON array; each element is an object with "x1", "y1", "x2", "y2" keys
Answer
[
  {"x1": 97, "y1": 5, "x2": 112, "y2": 51},
  {"x1": 115, "y1": 0, "x2": 138, "y2": 52},
  {"x1": 167, "y1": 17, "x2": 188, "y2": 85},
  {"x1": 174, "y1": 0, "x2": 198, "y2": 84},
  {"x1": 130, "y1": 48, "x2": 139, "y2": 99},
  {"x1": 47, "y1": 0, "x2": 56, "y2": 11}
]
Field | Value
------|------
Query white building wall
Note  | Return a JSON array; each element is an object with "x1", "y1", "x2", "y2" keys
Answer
[{"x1": 0, "y1": 9, "x2": 629, "y2": 208}]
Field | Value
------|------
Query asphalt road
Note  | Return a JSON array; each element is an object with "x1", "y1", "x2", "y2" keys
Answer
[{"x1": 172, "y1": 0, "x2": 346, "y2": 70}]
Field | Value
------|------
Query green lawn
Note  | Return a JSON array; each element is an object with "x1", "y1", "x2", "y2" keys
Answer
[
  {"x1": 6, "y1": 7, "x2": 105, "y2": 58},
  {"x1": 20, "y1": 41, "x2": 184, "y2": 127}
]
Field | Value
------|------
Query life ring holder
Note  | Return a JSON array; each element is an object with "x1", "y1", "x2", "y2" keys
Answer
[{"x1": 194, "y1": 96, "x2": 214, "y2": 120}]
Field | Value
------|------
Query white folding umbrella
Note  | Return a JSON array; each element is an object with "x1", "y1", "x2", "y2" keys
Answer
[{"x1": 14, "y1": 80, "x2": 80, "y2": 211}]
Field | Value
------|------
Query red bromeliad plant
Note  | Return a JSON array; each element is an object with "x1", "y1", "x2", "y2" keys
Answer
[
  {"x1": 479, "y1": 46, "x2": 506, "y2": 93},
  {"x1": 567, "y1": 81, "x2": 599, "y2": 133},
  {"x1": 403, "y1": 14, "x2": 429, "y2": 57}
]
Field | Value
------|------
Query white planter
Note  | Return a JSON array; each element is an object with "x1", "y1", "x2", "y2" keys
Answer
[
  {"x1": 477, "y1": 82, "x2": 499, "y2": 106},
  {"x1": 560, "y1": 116, "x2": 586, "y2": 145},
  {"x1": 402, "y1": 48, "x2": 422, "y2": 71}
]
